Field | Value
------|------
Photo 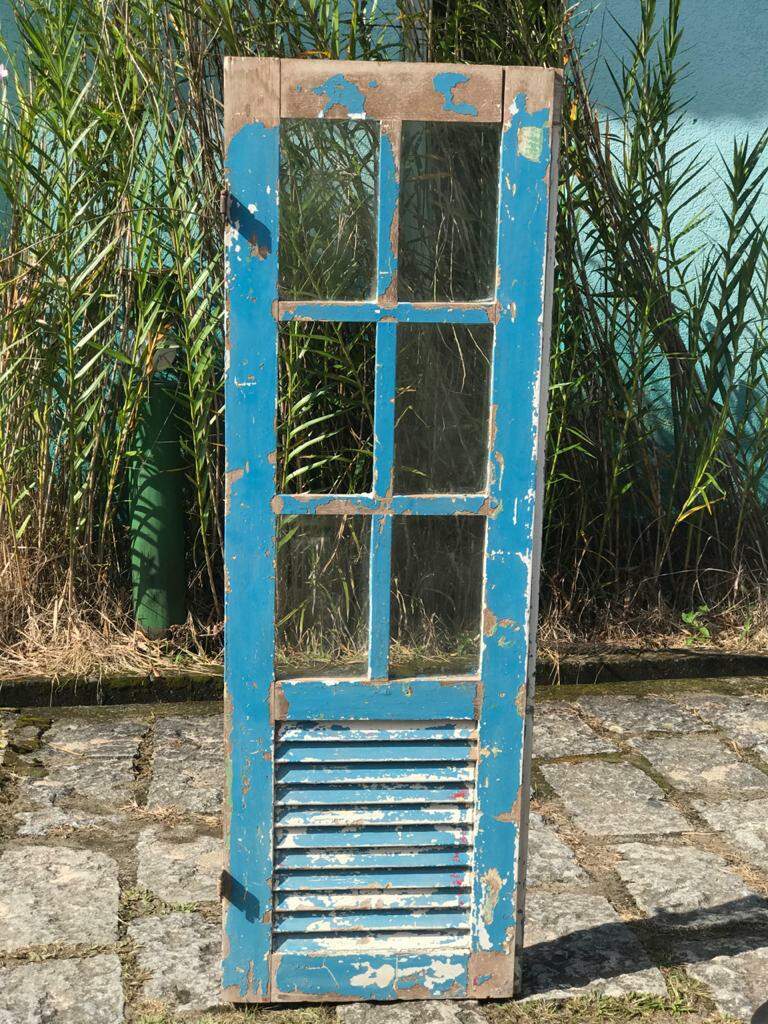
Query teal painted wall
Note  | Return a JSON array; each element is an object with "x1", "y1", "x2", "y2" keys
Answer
[
  {"x1": 0, "y1": 0, "x2": 19, "y2": 231},
  {"x1": 579, "y1": 0, "x2": 768, "y2": 253}
]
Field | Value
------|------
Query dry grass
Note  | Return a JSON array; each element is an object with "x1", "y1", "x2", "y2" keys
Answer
[
  {"x1": 0, "y1": 599, "x2": 221, "y2": 681},
  {"x1": 133, "y1": 987, "x2": 740, "y2": 1024},
  {"x1": 538, "y1": 600, "x2": 768, "y2": 663},
  {"x1": 2, "y1": 595, "x2": 768, "y2": 683}
]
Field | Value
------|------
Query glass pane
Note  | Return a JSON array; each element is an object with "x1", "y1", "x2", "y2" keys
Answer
[
  {"x1": 390, "y1": 516, "x2": 484, "y2": 678},
  {"x1": 398, "y1": 121, "x2": 501, "y2": 302},
  {"x1": 277, "y1": 322, "x2": 375, "y2": 494},
  {"x1": 276, "y1": 515, "x2": 370, "y2": 679},
  {"x1": 279, "y1": 119, "x2": 378, "y2": 300},
  {"x1": 394, "y1": 324, "x2": 492, "y2": 494}
]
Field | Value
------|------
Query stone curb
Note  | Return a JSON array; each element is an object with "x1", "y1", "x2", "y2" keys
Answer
[{"x1": 0, "y1": 649, "x2": 767, "y2": 706}]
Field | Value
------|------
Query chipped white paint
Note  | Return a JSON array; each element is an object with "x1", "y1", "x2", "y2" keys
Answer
[{"x1": 349, "y1": 963, "x2": 396, "y2": 988}]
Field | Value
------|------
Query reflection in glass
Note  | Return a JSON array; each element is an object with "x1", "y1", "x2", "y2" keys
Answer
[
  {"x1": 279, "y1": 119, "x2": 378, "y2": 300},
  {"x1": 398, "y1": 121, "x2": 501, "y2": 302},
  {"x1": 277, "y1": 322, "x2": 375, "y2": 494},
  {"x1": 394, "y1": 324, "x2": 492, "y2": 494},
  {"x1": 275, "y1": 515, "x2": 370, "y2": 678},
  {"x1": 390, "y1": 516, "x2": 485, "y2": 677}
]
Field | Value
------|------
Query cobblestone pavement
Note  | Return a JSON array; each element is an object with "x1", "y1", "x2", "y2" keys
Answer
[{"x1": 1, "y1": 683, "x2": 768, "y2": 1022}]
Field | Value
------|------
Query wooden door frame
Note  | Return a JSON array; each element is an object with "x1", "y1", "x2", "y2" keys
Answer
[{"x1": 223, "y1": 56, "x2": 563, "y2": 1003}]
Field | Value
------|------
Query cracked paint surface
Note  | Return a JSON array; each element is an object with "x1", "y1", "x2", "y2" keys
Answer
[
  {"x1": 433, "y1": 71, "x2": 478, "y2": 117},
  {"x1": 313, "y1": 74, "x2": 367, "y2": 117}
]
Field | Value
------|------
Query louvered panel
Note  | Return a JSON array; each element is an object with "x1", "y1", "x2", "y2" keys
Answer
[
  {"x1": 276, "y1": 784, "x2": 472, "y2": 806},
  {"x1": 279, "y1": 721, "x2": 477, "y2": 743},
  {"x1": 274, "y1": 868, "x2": 471, "y2": 892},
  {"x1": 276, "y1": 806, "x2": 472, "y2": 827},
  {"x1": 275, "y1": 891, "x2": 471, "y2": 912},
  {"x1": 276, "y1": 741, "x2": 474, "y2": 763},
  {"x1": 276, "y1": 827, "x2": 470, "y2": 849},
  {"x1": 272, "y1": 719, "x2": 477, "y2": 956},
  {"x1": 275, "y1": 933, "x2": 468, "y2": 954},
  {"x1": 277, "y1": 764, "x2": 475, "y2": 785}
]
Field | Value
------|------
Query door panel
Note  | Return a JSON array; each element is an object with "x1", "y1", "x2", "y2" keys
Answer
[{"x1": 223, "y1": 57, "x2": 562, "y2": 1003}]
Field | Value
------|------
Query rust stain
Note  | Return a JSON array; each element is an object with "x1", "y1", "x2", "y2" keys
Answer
[
  {"x1": 271, "y1": 681, "x2": 289, "y2": 723},
  {"x1": 249, "y1": 240, "x2": 270, "y2": 260},
  {"x1": 516, "y1": 681, "x2": 527, "y2": 717},
  {"x1": 483, "y1": 607, "x2": 497, "y2": 637},
  {"x1": 496, "y1": 785, "x2": 522, "y2": 823},
  {"x1": 225, "y1": 466, "x2": 245, "y2": 516},
  {"x1": 480, "y1": 867, "x2": 503, "y2": 926},
  {"x1": 221, "y1": 973, "x2": 265, "y2": 1004},
  {"x1": 467, "y1": 950, "x2": 517, "y2": 998},
  {"x1": 473, "y1": 680, "x2": 484, "y2": 719},
  {"x1": 270, "y1": 495, "x2": 284, "y2": 514},
  {"x1": 488, "y1": 404, "x2": 498, "y2": 449}
]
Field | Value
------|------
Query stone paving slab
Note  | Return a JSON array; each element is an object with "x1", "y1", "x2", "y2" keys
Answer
[
  {"x1": 147, "y1": 715, "x2": 223, "y2": 815},
  {"x1": 532, "y1": 703, "x2": 616, "y2": 760},
  {"x1": 0, "y1": 954, "x2": 124, "y2": 1024},
  {"x1": 0, "y1": 710, "x2": 16, "y2": 756},
  {"x1": 677, "y1": 937, "x2": 768, "y2": 1022},
  {"x1": 630, "y1": 732, "x2": 768, "y2": 797},
  {"x1": 4, "y1": 696, "x2": 768, "y2": 1020},
  {"x1": 14, "y1": 787, "x2": 122, "y2": 836},
  {"x1": 38, "y1": 718, "x2": 147, "y2": 764},
  {"x1": 526, "y1": 812, "x2": 588, "y2": 887},
  {"x1": 522, "y1": 891, "x2": 667, "y2": 998},
  {"x1": 693, "y1": 796, "x2": 768, "y2": 875},
  {"x1": 541, "y1": 760, "x2": 690, "y2": 836},
  {"x1": 136, "y1": 826, "x2": 221, "y2": 904},
  {"x1": 611, "y1": 841, "x2": 768, "y2": 928},
  {"x1": 128, "y1": 911, "x2": 221, "y2": 1014},
  {"x1": 576, "y1": 693, "x2": 708, "y2": 735},
  {"x1": 15, "y1": 717, "x2": 147, "y2": 811},
  {"x1": 677, "y1": 692, "x2": 768, "y2": 749},
  {"x1": 0, "y1": 846, "x2": 118, "y2": 951}
]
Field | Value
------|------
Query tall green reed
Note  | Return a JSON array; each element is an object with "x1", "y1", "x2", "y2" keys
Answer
[{"x1": 0, "y1": 0, "x2": 766, "y2": 655}]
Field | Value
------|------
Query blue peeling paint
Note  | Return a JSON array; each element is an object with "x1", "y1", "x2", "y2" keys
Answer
[
  {"x1": 472, "y1": 88, "x2": 554, "y2": 975},
  {"x1": 433, "y1": 71, "x2": 478, "y2": 117},
  {"x1": 276, "y1": 493, "x2": 494, "y2": 515},
  {"x1": 274, "y1": 954, "x2": 468, "y2": 999},
  {"x1": 223, "y1": 116, "x2": 280, "y2": 1001},
  {"x1": 281, "y1": 301, "x2": 493, "y2": 324},
  {"x1": 376, "y1": 130, "x2": 398, "y2": 300},
  {"x1": 312, "y1": 73, "x2": 367, "y2": 116},
  {"x1": 278, "y1": 679, "x2": 479, "y2": 721}
]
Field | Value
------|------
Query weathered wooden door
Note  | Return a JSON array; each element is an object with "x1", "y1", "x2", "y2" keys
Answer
[{"x1": 223, "y1": 57, "x2": 562, "y2": 1003}]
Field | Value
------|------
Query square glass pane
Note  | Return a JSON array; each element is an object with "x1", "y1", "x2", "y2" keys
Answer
[
  {"x1": 279, "y1": 119, "x2": 378, "y2": 300},
  {"x1": 276, "y1": 515, "x2": 370, "y2": 679},
  {"x1": 277, "y1": 322, "x2": 375, "y2": 494},
  {"x1": 398, "y1": 121, "x2": 501, "y2": 301},
  {"x1": 390, "y1": 516, "x2": 484, "y2": 678},
  {"x1": 393, "y1": 323, "x2": 492, "y2": 494}
]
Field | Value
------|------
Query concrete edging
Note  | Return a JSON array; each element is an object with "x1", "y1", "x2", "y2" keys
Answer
[{"x1": 0, "y1": 649, "x2": 767, "y2": 706}]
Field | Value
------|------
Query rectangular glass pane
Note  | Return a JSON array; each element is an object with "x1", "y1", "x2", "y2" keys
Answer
[
  {"x1": 390, "y1": 516, "x2": 484, "y2": 678},
  {"x1": 279, "y1": 119, "x2": 378, "y2": 300},
  {"x1": 398, "y1": 121, "x2": 501, "y2": 301},
  {"x1": 393, "y1": 324, "x2": 492, "y2": 494},
  {"x1": 276, "y1": 515, "x2": 370, "y2": 679},
  {"x1": 277, "y1": 322, "x2": 375, "y2": 494}
]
